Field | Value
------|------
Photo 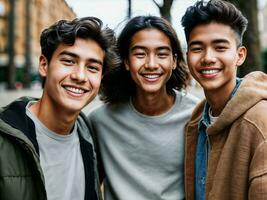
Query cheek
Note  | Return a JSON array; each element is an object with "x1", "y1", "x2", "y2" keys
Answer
[
  {"x1": 187, "y1": 53, "x2": 197, "y2": 65},
  {"x1": 128, "y1": 65, "x2": 139, "y2": 75},
  {"x1": 162, "y1": 58, "x2": 174, "y2": 67},
  {"x1": 129, "y1": 70, "x2": 137, "y2": 80},
  {"x1": 188, "y1": 67, "x2": 198, "y2": 80},
  {"x1": 128, "y1": 58, "x2": 143, "y2": 70},
  {"x1": 186, "y1": 59, "x2": 198, "y2": 77},
  {"x1": 48, "y1": 63, "x2": 70, "y2": 78},
  {"x1": 223, "y1": 57, "x2": 239, "y2": 69},
  {"x1": 187, "y1": 58, "x2": 198, "y2": 72},
  {"x1": 89, "y1": 74, "x2": 102, "y2": 88},
  {"x1": 221, "y1": 49, "x2": 239, "y2": 62}
]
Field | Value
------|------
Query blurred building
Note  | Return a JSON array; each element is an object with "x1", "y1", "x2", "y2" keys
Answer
[
  {"x1": 0, "y1": 0, "x2": 76, "y2": 82},
  {"x1": 260, "y1": 2, "x2": 267, "y2": 49}
]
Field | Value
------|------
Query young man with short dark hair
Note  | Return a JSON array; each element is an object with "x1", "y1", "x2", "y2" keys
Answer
[
  {"x1": 0, "y1": 17, "x2": 119, "y2": 200},
  {"x1": 181, "y1": 1, "x2": 267, "y2": 199}
]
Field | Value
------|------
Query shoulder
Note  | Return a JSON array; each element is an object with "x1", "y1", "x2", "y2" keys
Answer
[
  {"x1": 88, "y1": 104, "x2": 108, "y2": 117},
  {"x1": 77, "y1": 112, "x2": 95, "y2": 143},
  {"x1": 1, "y1": 96, "x2": 30, "y2": 112},
  {"x1": 88, "y1": 101, "x2": 130, "y2": 121},
  {"x1": 87, "y1": 104, "x2": 110, "y2": 120},
  {"x1": 0, "y1": 97, "x2": 35, "y2": 133},
  {"x1": 175, "y1": 89, "x2": 200, "y2": 107},
  {"x1": 242, "y1": 100, "x2": 267, "y2": 139}
]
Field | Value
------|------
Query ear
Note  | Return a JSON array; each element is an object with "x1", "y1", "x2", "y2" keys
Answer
[
  {"x1": 39, "y1": 55, "x2": 48, "y2": 77},
  {"x1": 236, "y1": 46, "x2": 247, "y2": 67},
  {"x1": 173, "y1": 54, "x2": 177, "y2": 70},
  {"x1": 124, "y1": 59, "x2": 130, "y2": 71}
]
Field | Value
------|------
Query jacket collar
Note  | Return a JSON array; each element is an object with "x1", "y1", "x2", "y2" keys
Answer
[
  {"x1": 208, "y1": 72, "x2": 267, "y2": 135},
  {"x1": 1, "y1": 97, "x2": 99, "y2": 199},
  {"x1": 0, "y1": 96, "x2": 39, "y2": 152}
]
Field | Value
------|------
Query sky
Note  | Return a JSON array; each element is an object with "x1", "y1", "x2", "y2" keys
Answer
[
  {"x1": 65, "y1": 0, "x2": 267, "y2": 49},
  {"x1": 65, "y1": 0, "x2": 197, "y2": 48}
]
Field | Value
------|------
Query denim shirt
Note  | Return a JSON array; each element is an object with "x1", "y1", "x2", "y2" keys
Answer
[{"x1": 195, "y1": 78, "x2": 241, "y2": 200}]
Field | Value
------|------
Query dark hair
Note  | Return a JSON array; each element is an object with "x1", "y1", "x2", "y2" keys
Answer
[
  {"x1": 40, "y1": 17, "x2": 120, "y2": 86},
  {"x1": 100, "y1": 15, "x2": 189, "y2": 104},
  {"x1": 181, "y1": 0, "x2": 248, "y2": 46}
]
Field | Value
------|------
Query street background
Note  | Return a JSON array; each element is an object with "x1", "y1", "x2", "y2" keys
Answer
[{"x1": 1, "y1": 0, "x2": 266, "y2": 114}]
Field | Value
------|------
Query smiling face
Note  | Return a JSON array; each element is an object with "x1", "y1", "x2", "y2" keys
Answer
[
  {"x1": 39, "y1": 38, "x2": 104, "y2": 114},
  {"x1": 187, "y1": 22, "x2": 246, "y2": 96},
  {"x1": 125, "y1": 28, "x2": 176, "y2": 97}
]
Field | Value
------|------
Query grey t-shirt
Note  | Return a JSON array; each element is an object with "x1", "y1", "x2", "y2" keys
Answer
[
  {"x1": 26, "y1": 101, "x2": 85, "y2": 200},
  {"x1": 88, "y1": 90, "x2": 199, "y2": 200}
]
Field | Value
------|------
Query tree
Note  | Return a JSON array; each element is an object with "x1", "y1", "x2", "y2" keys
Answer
[
  {"x1": 7, "y1": 0, "x2": 16, "y2": 89},
  {"x1": 23, "y1": 0, "x2": 32, "y2": 88},
  {"x1": 226, "y1": 0, "x2": 262, "y2": 77},
  {"x1": 151, "y1": 0, "x2": 174, "y2": 22},
  {"x1": 128, "y1": 0, "x2": 132, "y2": 19}
]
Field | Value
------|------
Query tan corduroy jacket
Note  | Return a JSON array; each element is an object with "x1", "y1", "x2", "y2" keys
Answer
[{"x1": 185, "y1": 72, "x2": 267, "y2": 200}]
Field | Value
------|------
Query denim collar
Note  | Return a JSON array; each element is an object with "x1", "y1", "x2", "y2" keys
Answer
[{"x1": 199, "y1": 77, "x2": 242, "y2": 129}]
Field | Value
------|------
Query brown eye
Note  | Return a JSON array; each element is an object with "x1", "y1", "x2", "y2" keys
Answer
[
  {"x1": 87, "y1": 65, "x2": 101, "y2": 73},
  {"x1": 216, "y1": 46, "x2": 228, "y2": 51},
  {"x1": 190, "y1": 47, "x2": 202, "y2": 52},
  {"x1": 157, "y1": 53, "x2": 169, "y2": 58},
  {"x1": 62, "y1": 59, "x2": 75, "y2": 65},
  {"x1": 134, "y1": 52, "x2": 146, "y2": 58}
]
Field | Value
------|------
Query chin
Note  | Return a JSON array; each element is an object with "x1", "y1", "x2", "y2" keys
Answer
[{"x1": 62, "y1": 101, "x2": 86, "y2": 113}]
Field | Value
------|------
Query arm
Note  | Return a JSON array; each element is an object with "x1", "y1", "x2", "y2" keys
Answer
[{"x1": 249, "y1": 140, "x2": 267, "y2": 199}]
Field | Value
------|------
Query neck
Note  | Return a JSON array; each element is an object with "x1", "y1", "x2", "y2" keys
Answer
[
  {"x1": 29, "y1": 98, "x2": 78, "y2": 135},
  {"x1": 205, "y1": 82, "x2": 236, "y2": 117},
  {"x1": 206, "y1": 95, "x2": 225, "y2": 117},
  {"x1": 132, "y1": 90, "x2": 175, "y2": 116}
]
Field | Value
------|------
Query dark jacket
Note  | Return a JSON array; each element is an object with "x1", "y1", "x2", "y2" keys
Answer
[{"x1": 0, "y1": 97, "x2": 102, "y2": 200}]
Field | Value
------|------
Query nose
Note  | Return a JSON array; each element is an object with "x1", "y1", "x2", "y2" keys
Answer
[
  {"x1": 70, "y1": 66, "x2": 87, "y2": 82},
  {"x1": 201, "y1": 48, "x2": 217, "y2": 66},
  {"x1": 145, "y1": 55, "x2": 157, "y2": 70}
]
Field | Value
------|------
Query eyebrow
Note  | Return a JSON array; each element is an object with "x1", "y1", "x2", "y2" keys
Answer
[
  {"x1": 60, "y1": 51, "x2": 103, "y2": 65},
  {"x1": 130, "y1": 45, "x2": 172, "y2": 52},
  {"x1": 189, "y1": 39, "x2": 230, "y2": 47}
]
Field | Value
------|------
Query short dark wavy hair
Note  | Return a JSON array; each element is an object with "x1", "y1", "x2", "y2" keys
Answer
[
  {"x1": 100, "y1": 15, "x2": 189, "y2": 104},
  {"x1": 40, "y1": 17, "x2": 120, "y2": 86},
  {"x1": 181, "y1": 0, "x2": 248, "y2": 46}
]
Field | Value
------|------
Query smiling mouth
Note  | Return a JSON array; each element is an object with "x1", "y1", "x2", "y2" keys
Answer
[
  {"x1": 64, "y1": 86, "x2": 88, "y2": 94},
  {"x1": 200, "y1": 69, "x2": 221, "y2": 75},
  {"x1": 142, "y1": 74, "x2": 161, "y2": 79}
]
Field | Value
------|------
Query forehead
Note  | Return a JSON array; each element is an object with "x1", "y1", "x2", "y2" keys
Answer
[
  {"x1": 188, "y1": 22, "x2": 238, "y2": 46},
  {"x1": 53, "y1": 38, "x2": 105, "y2": 61},
  {"x1": 130, "y1": 28, "x2": 171, "y2": 49}
]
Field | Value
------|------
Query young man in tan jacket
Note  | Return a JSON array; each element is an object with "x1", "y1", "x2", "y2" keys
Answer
[{"x1": 181, "y1": 0, "x2": 267, "y2": 199}]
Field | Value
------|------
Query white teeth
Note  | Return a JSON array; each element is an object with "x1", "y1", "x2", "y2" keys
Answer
[
  {"x1": 65, "y1": 86, "x2": 84, "y2": 94},
  {"x1": 201, "y1": 69, "x2": 220, "y2": 74},
  {"x1": 143, "y1": 74, "x2": 160, "y2": 79}
]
